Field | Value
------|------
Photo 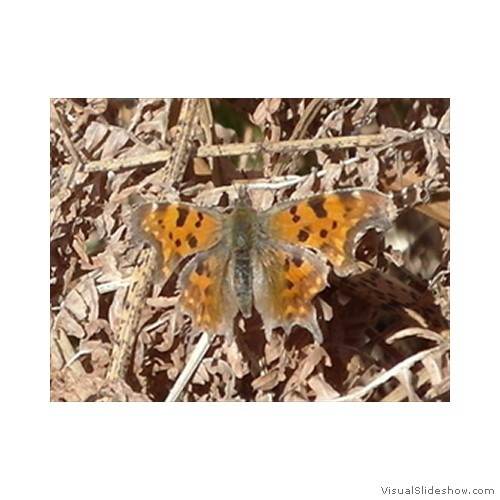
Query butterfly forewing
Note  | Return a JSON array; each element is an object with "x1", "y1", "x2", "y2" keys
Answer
[
  {"x1": 133, "y1": 202, "x2": 224, "y2": 281},
  {"x1": 264, "y1": 189, "x2": 396, "y2": 276}
]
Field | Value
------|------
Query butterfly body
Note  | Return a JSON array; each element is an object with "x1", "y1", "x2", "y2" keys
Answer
[
  {"x1": 133, "y1": 189, "x2": 396, "y2": 343},
  {"x1": 228, "y1": 203, "x2": 261, "y2": 318}
]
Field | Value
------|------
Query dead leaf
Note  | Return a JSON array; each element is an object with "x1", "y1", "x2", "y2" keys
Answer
[{"x1": 54, "y1": 274, "x2": 99, "y2": 339}]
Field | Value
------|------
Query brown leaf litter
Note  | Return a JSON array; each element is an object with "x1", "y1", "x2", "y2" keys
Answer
[{"x1": 50, "y1": 98, "x2": 450, "y2": 402}]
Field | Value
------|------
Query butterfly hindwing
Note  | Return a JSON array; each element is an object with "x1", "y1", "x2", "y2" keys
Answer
[
  {"x1": 253, "y1": 242, "x2": 329, "y2": 343},
  {"x1": 177, "y1": 246, "x2": 239, "y2": 339}
]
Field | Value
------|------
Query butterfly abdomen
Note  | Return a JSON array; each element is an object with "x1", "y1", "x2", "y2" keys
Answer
[{"x1": 231, "y1": 205, "x2": 258, "y2": 318}]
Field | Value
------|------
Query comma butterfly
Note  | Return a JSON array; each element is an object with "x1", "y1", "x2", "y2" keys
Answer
[{"x1": 132, "y1": 189, "x2": 396, "y2": 343}]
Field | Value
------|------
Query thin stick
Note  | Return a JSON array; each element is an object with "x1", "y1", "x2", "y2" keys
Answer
[
  {"x1": 165, "y1": 332, "x2": 212, "y2": 402},
  {"x1": 332, "y1": 343, "x2": 449, "y2": 402},
  {"x1": 197, "y1": 134, "x2": 385, "y2": 158},
  {"x1": 106, "y1": 248, "x2": 156, "y2": 381},
  {"x1": 82, "y1": 134, "x2": 386, "y2": 173},
  {"x1": 85, "y1": 149, "x2": 173, "y2": 173}
]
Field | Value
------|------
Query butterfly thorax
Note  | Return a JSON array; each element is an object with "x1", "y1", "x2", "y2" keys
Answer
[{"x1": 230, "y1": 205, "x2": 259, "y2": 318}]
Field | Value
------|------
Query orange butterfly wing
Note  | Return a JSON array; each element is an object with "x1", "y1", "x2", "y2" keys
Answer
[
  {"x1": 263, "y1": 189, "x2": 396, "y2": 277},
  {"x1": 252, "y1": 243, "x2": 329, "y2": 343},
  {"x1": 251, "y1": 189, "x2": 396, "y2": 341},
  {"x1": 177, "y1": 247, "x2": 239, "y2": 339},
  {"x1": 132, "y1": 202, "x2": 224, "y2": 281},
  {"x1": 133, "y1": 202, "x2": 240, "y2": 336}
]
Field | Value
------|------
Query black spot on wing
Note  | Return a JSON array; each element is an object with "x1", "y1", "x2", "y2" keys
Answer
[
  {"x1": 289, "y1": 205, "x2": 301, "y2": 223},
  {"x1": 187, "y1": 234, "x2": 198, "y2": 249},
  {"x1": 176, "y1": 206, "x2": 189, "y2": 227},
  {"x1": 195, "y1": 260, "x2": 207, "y2": 275},
  {"x1": 298, "y1": 229, "x2": 309, "y2": 242},
  {"x1": 308, "y1": 198, "x2": 328, "y2": 218},
  {"x1": 195, "y1": 212, "x2": 204, "y2": 228}
]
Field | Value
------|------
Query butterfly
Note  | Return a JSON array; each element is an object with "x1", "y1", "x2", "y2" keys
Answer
[{"x1": 132, "y1": 188, "x2": 396, "y2": 343}]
